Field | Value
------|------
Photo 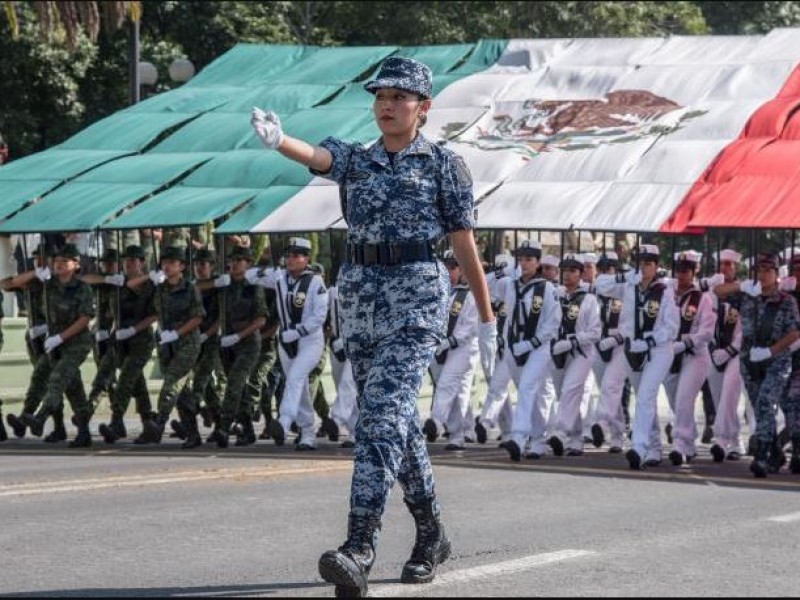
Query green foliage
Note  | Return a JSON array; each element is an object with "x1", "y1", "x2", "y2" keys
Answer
[{"x1": 697, "y1": 1, "x2": 800, "y2": 34}]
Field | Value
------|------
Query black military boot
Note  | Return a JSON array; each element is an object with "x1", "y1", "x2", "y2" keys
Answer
[
  {"x1": 199, "y1": 405, "x2": 212, "y2": 428},
  {"x1": 99, "y1": 413, "x2": 126, "y2": 444},
  {"x1": 400, "y1": 497, "x2": 452, "y2": 584},
  {"x1": 24, "y1": 407, "x2": 51, "y2": 438},
  {"x1": 768, "y1": 438, "x2": 787, "y2": 474},
  {"x1": 181, "y1": 411, "x2": 202, "y2": 450},
  {"x1": 216, "y1": 415, "x2": 232, "y2": 449},
  {"x1": 140, "y1": 414, "x2": 166, "y2": 444},
  {"x1": 235, "y1": 415, "x2": 256, "y2": 447},
  {"x1": 318, "y1": 512, "x2": 381, "y2": 597},
  {"x1": 750, "y1": 440, "x2": 770, "y2": 478},
  {"x1": 68, "y1": 415, "x2": 92, "y2": 448},
  {"x1": 170, "y1": 404, "x2": 189, "y2": 440},
  {"x1": 44, "y1": 409, "x2": 67, "y2": 443},
  {"x1": 6, "y1": 413, "x2": 28, "y2": 438},
  {"x1": 790, "y1": 436, "x2": 800, "y2": 474}
]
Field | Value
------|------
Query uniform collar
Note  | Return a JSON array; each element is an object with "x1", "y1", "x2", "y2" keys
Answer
[
  {"x1": 368, "y1": 133, "x2": 436, "y2": 167},
  {"x1": 165, "y1": 277, "x2": 189, "y2": 292}
]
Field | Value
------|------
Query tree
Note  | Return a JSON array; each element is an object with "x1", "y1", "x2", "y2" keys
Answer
[{"x1": 697, "y1": 1, "x2": 800, "y2": 34}]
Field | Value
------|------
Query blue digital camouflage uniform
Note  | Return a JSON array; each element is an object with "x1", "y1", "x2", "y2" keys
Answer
[
  {"x1": 737, "y1": 290, "x2": 800, "y2": 445},
  {"x1": 783, "y1": 290, "x2": 800, "y2": 440},
  {"x1": 313, "y1": 132, "x2": 474, "y2": 517}
]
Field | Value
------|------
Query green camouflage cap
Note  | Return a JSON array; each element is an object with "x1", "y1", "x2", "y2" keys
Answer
[
  {"x1": 54, "y1": 243, "x2": 80, "y2": 260},
  {"x1": 160, "y1": 246, "x2": 186, "y2": 262}
]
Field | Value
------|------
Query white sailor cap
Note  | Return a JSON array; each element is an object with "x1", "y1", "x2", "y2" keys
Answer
[
  {"x1": 560, "y1": 254, "x2": 584, "y2": 271},
  {"x1": 598, "y1": 251, "x2": 619, "y2": 266},
  {"x1": 286, "y1": 236, "x2": 312, "y2": 255},
  {"x1": 581, "y1": 252, "x2": 598, "y2": 265},
  {"x1": 674, "y1": 250, "x2": 702, "y2": 266},
  {"x1": 494, "y1": 253, "x2": 514, "y2": 268},
  {"x1": 636, "y1": 244, "x2": 660, "y2": 261},
  {"x1": 718, "y1": 249, "x2": 742, "y2": 263},
  {"x1": 514, "y1": 239, "x2": 542, "y2": 258},
  {"x1": 541, "y1": 254, "x2": 560, "y2": 268}
]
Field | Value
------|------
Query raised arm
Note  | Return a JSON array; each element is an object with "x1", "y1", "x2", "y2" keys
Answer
[{"x1": 251, "y1": 108, "x2": 332, "y2": 173}]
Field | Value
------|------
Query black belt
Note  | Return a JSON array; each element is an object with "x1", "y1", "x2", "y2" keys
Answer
[{"x1": 346, "y1": 241, "x2": 436, "y2": 266}]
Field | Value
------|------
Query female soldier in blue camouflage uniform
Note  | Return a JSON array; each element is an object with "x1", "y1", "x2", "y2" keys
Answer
[{"x1": 251, "y1": 56, "x2": 497, "y2": 596}]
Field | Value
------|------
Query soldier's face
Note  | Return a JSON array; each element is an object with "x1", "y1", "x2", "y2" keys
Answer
[
  {"x1": 757, "y1": 265, "x2": 778, "y2": 287},
  {"x1": 194, "y1": 261, "x2": 212, "y2": 279},
  {"x1": 675, "y1": 265, "x2": 695, "y2": 287},
  {"x1": 373, "y1": 88, "x2": 431, "y2": 135},
  {"x1": 563, "y1": 267, "x2": 581, "y2": 287},
  {"x1": 518, "y1": 255, "x2": 539, "y2": 278},
  {"x1": 720, "y1": 260, "x2": 736, "y2": 281},
  {"x1": 161, "y1": 259, "x2": 184, "y2": 278},
  {"x1": 542, "y1": 265, "x2": 558, "y2": 282},
  {"x1": 445, "y1": 262, "x2": 461, "y2": 285},
  {"x1": 285, "y1": 251, "x2": 308, "y2": 275},
  {"x1": 581, "y1": 263, "x2": 596, "y2": 282},
  {"x1": 53, "y1": 257, "x2": 78, "y2": 277},
  {"x1": 102, "y1": 261, "x2": 118, "y2": 275},
  {"x1": 228, "y1": 257, "x2": 250, "y2": 277},
  {"x1": 640, "y1": 260, "x2": 658, "y2": 280},
  {"x1": 124, "y1": 257, "x2": 143, "y2": 276}
]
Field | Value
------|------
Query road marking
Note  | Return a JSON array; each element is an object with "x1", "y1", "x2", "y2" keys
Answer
[
  {"x1": 0, "y1": 463, "x2": 351, "y2": 498},
  {"x1": 766, "y1": 511, "x2": 800, "y2": 523},
  {"x1": 370, "y1": 549, "x2": 596, "y2": 597}
]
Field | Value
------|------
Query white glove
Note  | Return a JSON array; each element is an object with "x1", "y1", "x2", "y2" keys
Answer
[
  {"x1": 44, "y1": 334, "x2": 63, "y2": 353},
  {"x1": 214, "y1": 274, "x2": 231, "y2": 288},
  {"x1": 779, "y1": 265, "x2": 789, "y2": 279},
  {"x1": 551, "y1": 339, "x2": 573, "y2": 355},
  {"x1": 281, "y1": 329, "x2": 301, "y2": 344},
  {"x1": 115, "y1": 326, "x2": 136, "y2": 341},
  {"x1": 711, "y1": 348, "x2": 731, "y2": 366},
  {"x1": 35, "y1": 266, "x2": 51, "y2": 282},
  {"x1": 629, "y1": 339, "x2": 649, "y2": 353},
  {"x1": 435, "y1": 340, "x2": 450, "y2": 355},
  {"x1": 244, "y1": 268, "x2": 262, "y2": 284},
  {"x1": 95, "y1": 330, "x2": 110, "y2": 343},
  {"x1": 673, "y1": 341, "x2": 686, "y2": 355},
  {"x1": 512, "y1": 340, "x2": 533, "y2": 357},
  {"x1": 159, "y1": 329, "x2": 179, "y2": 345},
  {"x1": 221, "y1": 333, "x2": 240, "y2": 348},
  {"x1": 790, "y1": 338, "x2": 800, "y2": 353},
  {"x1": 332, "y1": 337, "x2": 345, "y2": 353},
  {"x1": 104, "y1": 273, "x2": 125, "y2": 287},
  {"x1": 700, "y1": 273, "x2": 725, "y2": 291},
  {"x1": 478, "y1": 320, "x2": 498, "y2": 379},
  {"x1": 597, "y1": 336, "x2": 621, "y2": 352},
  {"x1": 29, "y1": 324, "x2": 48, "y2": 339},
  {"x1": 199, "y1": 333, "x2": 209, "y2": 345},
  {"x1": 740, "y1": 280, "x2": 761, "y2": 297},
  {"x1": 629, "y1": 271, "x2": 642, "y2": 285},
  {"x1": 780, "y1": 276, "x2": 797, "y2": 292},
  {"x1": 749, "y1": 346, "x2": 772, "y2": 363},
  {"x1": 251, "y1": 107, "x2": 284, "y2": 149},
  {"x1": 149, "y1": 270, "x2": 166, "y2": 285}
]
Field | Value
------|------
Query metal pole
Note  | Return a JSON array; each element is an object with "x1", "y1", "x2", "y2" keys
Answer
[{"x1": 129, "y1": 19, "x2": 140, "y2": 106}]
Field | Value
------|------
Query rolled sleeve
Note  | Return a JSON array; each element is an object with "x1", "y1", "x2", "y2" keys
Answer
[
  {"x1": 438, "y1": 151, "x2": 475, "y2": 233},
  {"x1": 309, "y1": 137, "x2": 356, "y2": 184}
]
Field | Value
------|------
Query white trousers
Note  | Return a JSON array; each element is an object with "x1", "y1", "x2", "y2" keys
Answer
[
  {"x1": 509, "y1": 346, "x2": 554, "y2": 454},
  {"x1": 277, "y1": 337, "x2": 322, "y2": 443},
  {"x1": 581, "y1": 370, "x2": 598, "y2": 439},
  {"x1": 330, "y1": 354, "x2": 359, "y2": 438},
  {"x1": 552, "y1": 349, "x2": 597, "y2": 450},
  {"x1": 430, "y1": 345, "x2": 479, "y2": 444},
  {"x1": 594, "y1": 346, "x2": 628, "y2": 448},
  {"x1": 660, "y1": 352, "x2": 712, "y2": 457},
  {"x1": 479, "y1": 353, "x2": 515, "y2": 433},
  {"x1": 706, "y1": 356, "x2": 744, "y2": 453}
]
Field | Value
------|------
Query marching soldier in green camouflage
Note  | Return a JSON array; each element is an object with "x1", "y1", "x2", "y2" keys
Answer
[
  {"x1": 244, "y1": 290, "x2": 279, "y2": 438},
  {"x1": 84, "y1": 245, "x2": 158, "y2": 444},
  {"x1": 210, "y1": 246, "x2": 267, "y2": 448},
  {"x1": 138, "y1": 246, "x2": 204, "y2": 445},
  {"x1": 22, "y1": 244, "x2": 95, "y2": 447}
]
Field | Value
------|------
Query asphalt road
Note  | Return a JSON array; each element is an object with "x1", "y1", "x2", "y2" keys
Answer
[{"x1": 2, "y1": 429, "x2": 800, "y2": 597}]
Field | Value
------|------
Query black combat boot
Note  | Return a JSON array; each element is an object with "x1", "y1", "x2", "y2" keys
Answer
[
  {"x1": 140, "y1": 414, "x2": 166, "y2": 444},
  {"x1": 400, "y1": 497, "x2": 452, "y2": 584},
  {"x1": 68, "y1": 415, "x2": 92, "y2": 448},
  {"x1": 24, "y1": 407, "x2": 51, "y2": 438},
  {"x1": 6, "y1": 412, "x2": 28, "y2": 438},
  {"x1": 235, "y1": 415, "x2": 256, "y2": 447},
  {"x1": 750, "y1": 440, "x2": 770, "y2": 478},
  {"x1": 0, "y1": 410, "x2": 6, "y2": 442},
  {"x1": 318, "y1": 512, "x2": 381, "y2": 597},
  {"x1": 181, "y1": 410, "x2": 202, "y2": 450},
  {"x1": 768, "y1": 438, "x2": 787, "y2": 474},
  {"x1": 99, "y1": 413, "x2": 126, "y2": 444},
  {"x1": 198, "y1": 405, "x2": 212, "y2": 428},
  {"x1": 44, "y1": 408, "x2": 67, "y2": 443},
  {"x1": 170, "y1": 404, "x2": 189, "y2": 440},
  {"x1": 790, "y1": 436, "x2": 800, "y2": 474},
  {"x1": 215, "y1": 415, "x2": 232, "y2": 449}
]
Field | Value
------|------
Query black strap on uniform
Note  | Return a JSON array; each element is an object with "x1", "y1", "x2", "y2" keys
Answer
[
  {"x1": 635, "y1": 281, "x2": 665, "y2": 339},
  {"x1": 277, "y1": 270, "x2": 313, "y2": 357},
  {"x1": 714, "y1": 301, "x2": 736, "y2": 350},
  {"x1": 436, "y1": 286, "x2": 469, "y2": 365},
  {"x1": 670, "y1": 289, "x2": 702, "y2": 374},
  {"x1": 508, "y1": 279, "x2": 545, "y2": 366}
]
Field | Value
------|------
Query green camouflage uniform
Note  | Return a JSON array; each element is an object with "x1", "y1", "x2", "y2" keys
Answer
[
  {"x1": 154, "y1": 277, "x2": 203, "y2": 421},
  {"x1": 184, "y1": 281, "x2": 222, "y2": 418},
  {"x1": 88, "y1": 281, "x2": 118, "y2": 410},
  {"x1": 245, "y1": 288, "x2": 279, "y2": 421},
  {"x1": 218, "y1": 278, "x2": 267, "y2": 433},
  {"x1": 40, "y1": 275, "x2": 95, "y2": 421}
]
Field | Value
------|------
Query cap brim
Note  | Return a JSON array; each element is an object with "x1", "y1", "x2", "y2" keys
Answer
[{"x1": 364, "y1": 78, "x2": 430, "y2": 98}]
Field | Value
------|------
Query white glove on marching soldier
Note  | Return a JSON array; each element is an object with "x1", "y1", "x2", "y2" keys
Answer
[
  {"x1": 29, "y1": 324, "x2": 48, "y2": 339},
  {"x1": 159, "y1": 329, "x2": 179, "y2": 345},
  {"x1": 251, "y1": 107, "x2": 284, "y2": 149},
  {"x1": 149, "y1": 270, "x2": 166, "y2": 285},
  {"x1": 115, "y1": 327, "x2": 136, "y2": 341}
]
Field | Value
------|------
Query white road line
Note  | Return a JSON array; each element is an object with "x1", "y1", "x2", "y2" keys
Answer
[
  {"x1": 766, "y1": 511, "x2": 800, "y2": 523},
  {"x1": 370, "y1": 549, "x2": 597, "y2": 597},
  {"x1": 0, "y1": 464, "x2": 351, "y2": 498}
]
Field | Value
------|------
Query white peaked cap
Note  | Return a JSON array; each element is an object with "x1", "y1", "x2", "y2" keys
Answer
[
  {"x1": 541, "y1": 254, "x2": 560, "y2": 267},
  {"x1": 718, "y1": 248, "x2": 742, "y2": 263}
]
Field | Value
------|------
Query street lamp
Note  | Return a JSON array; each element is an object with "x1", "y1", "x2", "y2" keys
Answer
[{"x1": 168, "y1": 58, "x2": 195, "y2": 83}]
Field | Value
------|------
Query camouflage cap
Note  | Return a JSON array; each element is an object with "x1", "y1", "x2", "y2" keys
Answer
[
  {"x1": 193, "y1": 247, "x2": 215, "y2": 263},
  {"x1": 54, "y1": 243, "x2": 80, "y2": 260},
  {"x1": 160, "y1": 246, "x2": 186, "y2": 262},
  {"x1": 364, "y1": 56, "x2": 433, "y2": 99},
  {"x1": 100, "y1": 248, "x2": 119, "y2": 263},
  {"x1": 121, "y1": 245, "x2": 145, "y2": 260}
]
